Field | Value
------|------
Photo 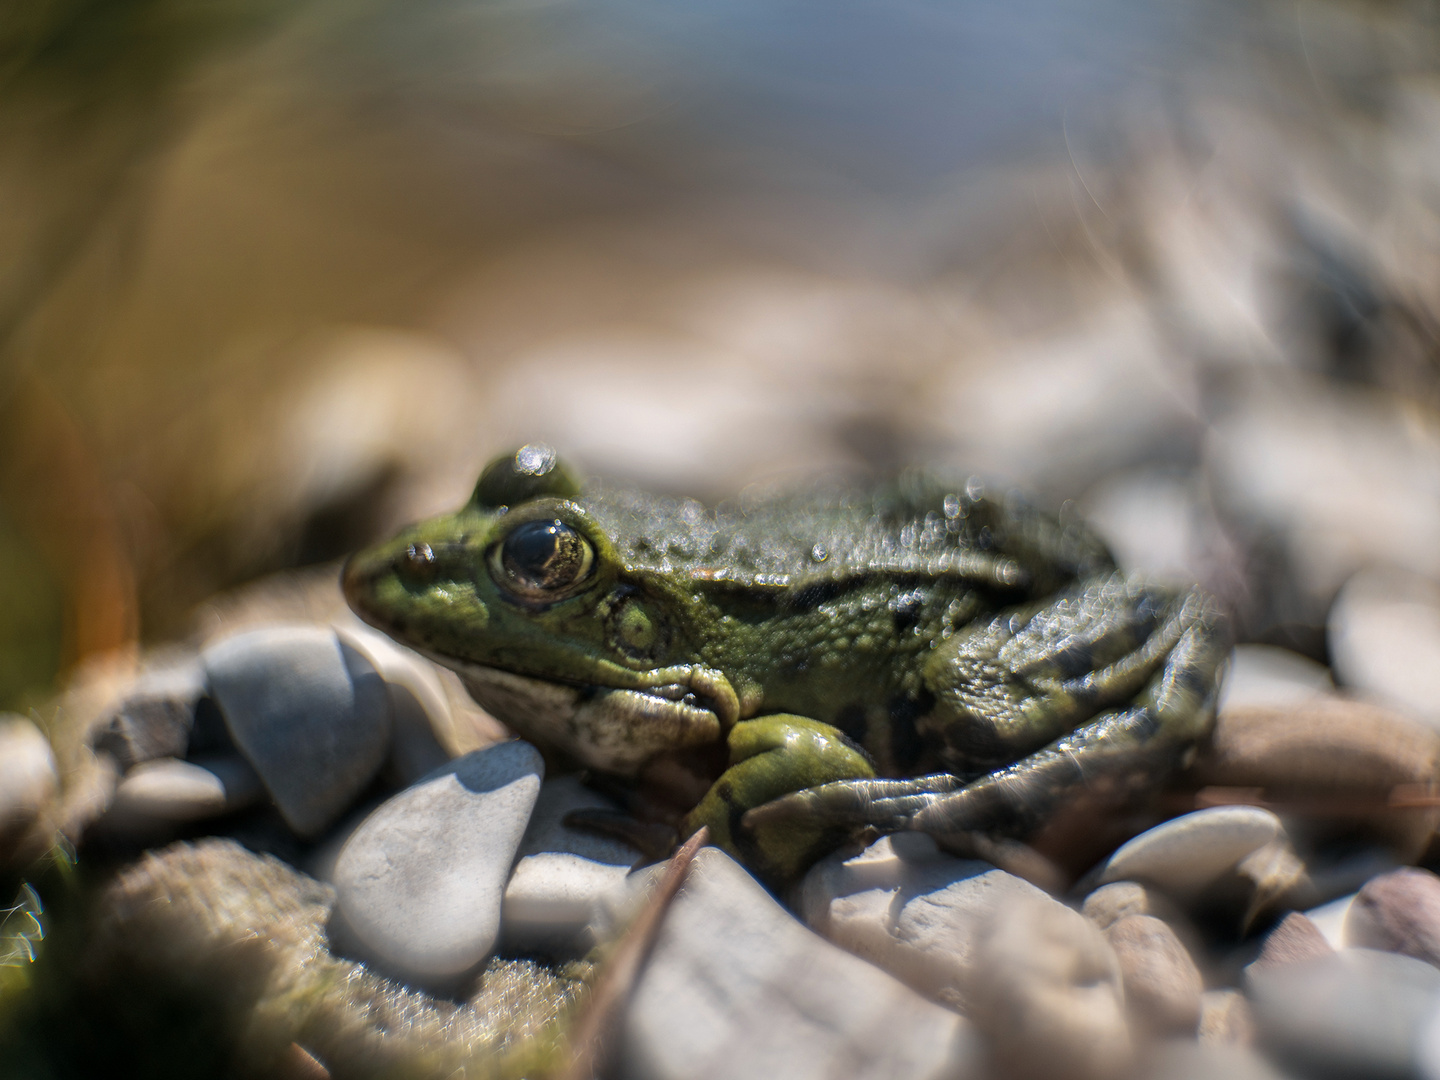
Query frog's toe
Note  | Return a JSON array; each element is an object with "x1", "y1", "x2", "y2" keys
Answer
[{"x1": 741, "y1": 774, "x2": 963, "y2": 837}]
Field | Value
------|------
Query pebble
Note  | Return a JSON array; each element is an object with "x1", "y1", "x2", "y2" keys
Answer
[
  {"x1": 1216, "y1": 644, "x2": 1334, "y2": 712},
  {"x1": 799, "y1": 832, "x2": 1053, "y2": 1010},
  {"x1": 619, "y1": 846, "x2": 978, "y2": 1080},
  {"x1": 1330, "y1": 565, "x2": 1440, "y2": 728},
  {"x1": 1081, "y1": 880, "x2": 1187, "y2": 932},
  {"x1": 1191, "y1": 695, "x2": 1440, "y2": 860},
  {"x1": 1247, "y1": 948, "x2": 1440, "y2": 1079},
  {"x1": 108, "y1": 756, "x2": 265, "y2": 825},
  {"x1": 1092, "y1": 806, "x2": 1284, "y2": 903},
  {"x1": 331, "y1": 741, "x2": 543, "y2": 986},
  {"x1": 1306, "y1": 893, "x2": 1357, "y2": 950},
  {"x1": 0, "y1": 714, "x2": 57, "y2": 842},
  {"x1": 1347, "y1": 868, "x2": 1440, "y2": 969},
  {"x1": 336, "y1": 625, "x2": 454, "y2": 785},
  {"x1": 203, "y1": 625, "x2": 392, "y2": 839},
  {"x1": 967, "y1": 891, "x2": 1133, "y2": 1080},
  {"x1": 90, "y1": 651, "x2": 208, "y2": 769},
  {"x1": 499, "y1": 775, "x2": 643, "y2": 955},
  {"x1": 1251, "y1": 911, "x2": 1334, "y2": 969},
  {"x1": 1197, "y1": 989, "x2": 1255, "y2": 1046},
  {"x1": 1105, "y1": 914, "x2": 1203, "y2": 1035}
]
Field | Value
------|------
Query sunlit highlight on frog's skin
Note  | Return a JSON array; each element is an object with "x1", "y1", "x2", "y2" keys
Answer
[{"x1": 344, "y1": 444, "x2": 1227, "y2": 883}]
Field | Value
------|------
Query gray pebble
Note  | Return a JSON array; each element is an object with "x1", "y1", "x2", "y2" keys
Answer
[
  {"x1": 1093, "y1": 806, "x2": 1283, "y2": 903},
  {"x1": 1141, "y1": 1040, "x2": 1283, "y2": 1080},
  {"x1": 1216, "y1": 645, "x2": 1333, "y2": 712},
  {"x1": 1198, "y1": 989, "x2": 1255, "y2": 1046},
  {"x1": 1347, "y1": 868, "x2": 1440, "y2": 969},
  {"x1": 204, "y1": 625, "x2": 392, "y2": 839},
  {"x1": 1248, "y1": 948, "x2": 1440, "y2": 1079},
  {"x1": 109, "y1": 756, "x2": 264, "y2": 825},
  {"x1": 91, "y1": 651, "x2": 207, "y2": 769},
  {"x1": 331, "y1": 741, "x2": 543, "y2": 986},
  {"x1": 500, "y1": 775, "x2": 642, "y2": 955},
  {"x1": 1330, "y1": 566, "x2": 1440, "y2": 728},
  {"x1": 1082, "y1": 880, "x2": 1187, "y2": 932},
  {"x1": 619, "y1": 846, "x2": 978, "y2": 1080}
]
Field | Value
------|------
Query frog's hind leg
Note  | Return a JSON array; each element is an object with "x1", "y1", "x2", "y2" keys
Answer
[{"x1": 743, "y1": 579, "x2": 1227, "y2": 854}]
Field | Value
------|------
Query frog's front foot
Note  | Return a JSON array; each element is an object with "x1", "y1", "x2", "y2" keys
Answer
[{"x1": 683, "y1": 715, "x2": 874, "y2": 885}]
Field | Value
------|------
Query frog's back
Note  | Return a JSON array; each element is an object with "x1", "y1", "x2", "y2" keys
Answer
[{"x1": 579, "y1": 472, "x2": 1114, "y2": 599}]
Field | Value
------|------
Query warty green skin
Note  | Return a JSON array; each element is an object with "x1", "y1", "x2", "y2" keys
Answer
[{"x1": 345, "y1": 450, "x2": 1227, "y2": 883}]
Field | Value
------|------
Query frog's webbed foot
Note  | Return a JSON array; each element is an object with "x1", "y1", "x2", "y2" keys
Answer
[{"x1": 747, "y1": 582, "x2": 1228, "y2": 861}]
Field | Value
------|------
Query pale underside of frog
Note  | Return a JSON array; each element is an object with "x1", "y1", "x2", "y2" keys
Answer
[{"x1": 343, "y1": 445, "x2": 1226, "y2": 884}]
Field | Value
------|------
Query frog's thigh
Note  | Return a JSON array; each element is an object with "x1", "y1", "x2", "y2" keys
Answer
[
  {"x1": 745, "y1": 585, "x2": 1225, "y2": 842},
  {"x1": 919, "y1": 572, "x2": 1206, "y2": 768},
  {"x1": 911, "y1": 588, "x2": 1227, "y2": 841}
]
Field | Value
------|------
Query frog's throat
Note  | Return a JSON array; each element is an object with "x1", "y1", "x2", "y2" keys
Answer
[{"x1": 422, "y1": 656, "x2": 741, "y2": 776}]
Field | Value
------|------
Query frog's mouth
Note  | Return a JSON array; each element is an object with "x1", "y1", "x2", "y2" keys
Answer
[{"x1": 429, "y1": 657, "x2": 739, "y2": 777}]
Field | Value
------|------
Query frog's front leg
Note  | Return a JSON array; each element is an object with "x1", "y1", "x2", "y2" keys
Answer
[
  {"x1": 745, "y1": 576, "x2": 1227, "y2": 856},
  {"x1": 683, "y1": 715, "x2": 874, "y2": 884}
]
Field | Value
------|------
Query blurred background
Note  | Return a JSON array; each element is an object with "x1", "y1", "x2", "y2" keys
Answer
[{"x1": 2, "y1": 0, "x2": 1439, "y2": 712}]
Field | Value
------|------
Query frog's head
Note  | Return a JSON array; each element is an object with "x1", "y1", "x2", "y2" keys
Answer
[{"x1": 343, "y1": 444, "x2": 738, "y2": 774}]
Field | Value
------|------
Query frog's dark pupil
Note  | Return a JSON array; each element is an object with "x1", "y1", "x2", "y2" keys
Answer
[{"x1": 502, "y1": 520, "x2": 584, "y2": 590}]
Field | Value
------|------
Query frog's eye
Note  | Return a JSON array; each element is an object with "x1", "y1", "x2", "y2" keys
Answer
[
  {"x1": 490, "y1": 519, "x2": 594, "y2": 599},
  {"x1": 473, "y1": 444, "x2": 581, "y2": 509}
]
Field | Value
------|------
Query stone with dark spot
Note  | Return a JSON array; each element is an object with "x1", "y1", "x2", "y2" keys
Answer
[
  {"x1": 1252, "y1": 912, "x2": 1333, "y2": 970},
  {"x1": 1346, "y1": 867, "x2": 1440, "y2": 968}
]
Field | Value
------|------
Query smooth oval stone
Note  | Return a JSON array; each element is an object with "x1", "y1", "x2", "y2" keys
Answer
[
  {"x1": 337, "y1": 625, "x2": 454, "y2": 785},
  {"x1": 1193, "y1": 695, "x2": 1440, "y2": 860},
  {"x1": 204, "y1": 625, "x2": 391, "y2": 839},
  {"x1": 1198, "y1": 989, "x2": 1255, "y2": 1047},
  {"x1": 0, "y1": 715, "x2": 57, "y2": 837},
  {"x1": 1082, "y1": 880, "x2": 1188, "y2": 932},
  {"x1": 332, "y1": 741, "x2": 543, "y2": 984},
  {"x1": 1347, "y1": 868, "x2": 1440, "y2": 968},
  {"x1": 1095, "y1": 806, "x2": 1283, "y2": 902},
  {"x1": 1305, "y1": 893, "x2": 1357, "y2": 950},
  {"x1": 1252, "y1": 911, "x2": 1334, "y2": 970},
  {"x1": 1248, "y1": 948, "x2": 1440, "y2": 1079},
  {"x1": 110, "y1": 756, "x2": 264, "y2": 824},
  {"x1": 1106, "y1": 914, "x2": 1203, "y2": 1035},
  {"x1": 500, "y1": 776, "x2": 642, "y2": 955}
]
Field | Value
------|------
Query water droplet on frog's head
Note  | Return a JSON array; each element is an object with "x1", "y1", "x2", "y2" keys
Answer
[
  {"x1": 965, "y1": 476, "x2": 986, "y2": 501},
  {"x1": 943, "y1": 493, "x2": 962, "y2": 519},
  {"x1": 810, "y1": 543, "x2": 829, "y2": 562},
  {"x1": 515, "y1": 443, "x2": 558, "y2": 476}
]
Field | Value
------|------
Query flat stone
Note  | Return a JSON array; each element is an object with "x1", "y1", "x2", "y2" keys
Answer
[
  {"x1": 1252, "y1": 911, "x2": 1334, "y2": 970},
  {"x1": 0, "y1": 715, "x2": 57, "y2": 839},
  {"x1": 1330, "y1": 566, "x2": 1440, "y2": 727},
  {"x1": 1347, "y1": 868, "x2": 1440, "y2": 968},
  {"x1": 331, "y1": 741, "x2": 543, "y2": 985},
  {"x1": 109, "y1": 756, "x2": 265, "y2": 824},
  {"x1": 1093, "y1": 806, "x2": 1284, "y2": 903},
  {"x1": 967, "y1": 890, "x2": 1133, "y2": 1080},
  {"x1": 799, "y1": 832, "x2": 1053, "y2": 1010},
  {"x1": 90, "y1": 651, "x2": 208, "y2": 769},
  {"x1": 204, "y1": 625, "x2": 392, "y2": 838},
  {"x1": 500, "y1": 775, "x2": 642, "y2": 955},
  {"x1": 619, "y1": 846, "x2": 977, "y2": 1080},
  {"x1": 1247, "y1": 948, "x2": 1440, "y2": 1079},
  {"x1": 1105, "y1": 914, "x2": 1203, "y2": 1035},
  {"x1": 1198, "y1": 989, "x2": 1255, "y2": 1046},
  {"x1": 1216, "y1": 645, "x2": 1334, "y2": 712},
  {"x1": 1191, "y1": 695, "x2": 1440, "y2": 860}
]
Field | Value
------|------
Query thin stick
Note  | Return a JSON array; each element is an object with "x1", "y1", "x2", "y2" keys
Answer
[{"x1": 555, "y1": 826, "x2": 710, "y2": 1080}]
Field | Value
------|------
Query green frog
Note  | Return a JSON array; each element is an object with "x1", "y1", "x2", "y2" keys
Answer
[{"x1": 344, "y1": 445, "x2": 1225, "y2": 883}]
